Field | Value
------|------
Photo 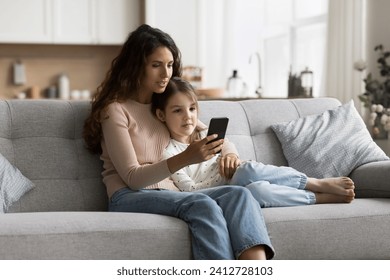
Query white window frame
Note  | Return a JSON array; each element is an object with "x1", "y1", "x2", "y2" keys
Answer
[{"x1": 260, "y1": 0, "x2": 328, "y2": 97}]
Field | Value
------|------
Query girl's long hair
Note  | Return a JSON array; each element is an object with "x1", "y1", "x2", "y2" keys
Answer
[{"x1": 83, "y1": 24, "x2": 182, "y2": 153}]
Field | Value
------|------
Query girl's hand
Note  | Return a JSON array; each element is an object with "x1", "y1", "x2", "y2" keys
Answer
[
  {"x1": 184, "y1": 134, "x2": 224, "y2": 165},
  {"x1": 218, "y1": 153, "x2": 241, "y2": 179}
]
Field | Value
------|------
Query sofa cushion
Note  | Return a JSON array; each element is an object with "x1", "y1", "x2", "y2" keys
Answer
[
  {"x1": 0, "y1": 153, "x2": 34, "y2": 213},
  {"x1": 0, "y1": 100, "x2": 107, "y2": 213},
  {"x1": 349, "y1": 161, "x2": 390, "y2": 198},
  {"x1": 0, "y1": 212, "x2": 192, "y2": 259},
  {"x1": 263, "y1": 198, "x2": 390, "y2": 259},
  {"x1": 271, "y1": 100, "x2": 389, "y2": 178}
]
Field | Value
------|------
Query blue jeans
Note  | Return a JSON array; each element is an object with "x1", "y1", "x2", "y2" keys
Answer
[
  {"x1": 109, "y1": 185, "x2": 275, "y2": 260},
  {"x1": 230, "y1": 161, "x2": 316, "y2": 207}
]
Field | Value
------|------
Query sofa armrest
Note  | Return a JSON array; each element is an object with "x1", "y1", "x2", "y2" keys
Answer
[{"x1": 349, "y1": 160, "x2": 390, "y2": 198}]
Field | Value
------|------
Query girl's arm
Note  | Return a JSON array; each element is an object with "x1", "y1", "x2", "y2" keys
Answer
[
  {"x1": 163, "y1": 148, "x2": 223, "y2": 191},
  {"x1": 196, "y1": 128, "x2": 241, "y2": 179},
  {"x1": 219, "y1": 138, "x2": 241, "y2": 179},
  {"x1": 171, "y1": 167, "x2": 223, "y2": 191}
]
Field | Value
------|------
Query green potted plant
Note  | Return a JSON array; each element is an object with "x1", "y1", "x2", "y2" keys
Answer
[{"x1": 355, "y1": 44, "x2": 390, "y2": 139}]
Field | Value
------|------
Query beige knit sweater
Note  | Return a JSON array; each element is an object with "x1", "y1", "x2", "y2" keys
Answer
[{"x1": 100, "y1": 99, "x2": 238, "y2": 198}]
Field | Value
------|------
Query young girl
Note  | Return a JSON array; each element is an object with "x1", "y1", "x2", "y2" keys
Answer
[
  {"x1": 83, "y1": 24, "x2": 274, "y2": 260},
  {"x1": 152, "y1": 77, "x2": 355, "y2": 207}
]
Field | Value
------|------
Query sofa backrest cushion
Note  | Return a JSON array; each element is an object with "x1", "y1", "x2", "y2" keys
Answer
[
  {"x1": 198, "y1": 98, "x2": 342, "y2": 165},
  {"x1": 0, "y1": 97, "x2": 341, "y2": 213},
  {"x1": 0, "y1": 100, "x2": 107, "y2": 213}
]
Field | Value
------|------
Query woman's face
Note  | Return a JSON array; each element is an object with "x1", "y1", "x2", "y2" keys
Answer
[
  {"x1": 139, "y1": 46, "x2": 174, "y2": 101},
  {"x1": 157, "y1": 92, "x2": 198, "y2": 144}
]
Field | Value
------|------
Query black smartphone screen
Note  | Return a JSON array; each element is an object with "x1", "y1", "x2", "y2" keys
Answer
[{"x1": 206, "y1": 117, "x2": 229, "y2": 144}]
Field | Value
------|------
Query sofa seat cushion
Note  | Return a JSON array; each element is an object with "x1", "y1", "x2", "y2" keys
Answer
[
  {"x1": 0, "y1": 212, "x2": 192, "y2": 260},
  {"x1": 263, "y1": 198, "x2": 390, "y2": 259}
]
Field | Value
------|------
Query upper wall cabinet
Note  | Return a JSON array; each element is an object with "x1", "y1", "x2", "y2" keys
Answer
[
  {"x1": 0, "y1": 0, "x2": 140, "y2": 45},
  {"x1": 96, "y1": 0, "x2": 138, "y2": 45},
  {"x1": 0, "y1": 0, "x2": 52, "y2": 43},
  {"x1": 53, "y1": 0, "x2": 93, "y2": 44},
  {"x1": 145, "y1": 0, "x2": 226, "y2": 87}
]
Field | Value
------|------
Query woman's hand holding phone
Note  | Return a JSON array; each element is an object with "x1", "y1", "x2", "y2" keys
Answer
[
  {"x1": 167, "y1": 135, "x2": 224, "y2": 174},
  {"x1": 205, "y1": 134, "x2": 225, "y2": 155},
  {"x1": 185, "y1": 135, "x2": 224, "y2": 165},
  {"x1": 167, "y1": 118, "x2": 227, "y2": 173}
]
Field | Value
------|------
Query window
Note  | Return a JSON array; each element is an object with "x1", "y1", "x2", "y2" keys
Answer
[
  {"x1": 144, "y1": 0, "x2": 328, "y2": 98},
  {"x1": 261, "y1": 0, "x2": 328, "y2": 97},
  {"x1": 226, "y1": 0, "x2": 328, "y2": 98}
]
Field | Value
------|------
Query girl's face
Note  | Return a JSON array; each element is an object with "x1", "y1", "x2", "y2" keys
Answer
[
  {"x1": 139, "y1": 46, "x2": 174, "y2": 102},
  {"x1": 157, "y1": 92, "x2": 198, "y2": 144}
]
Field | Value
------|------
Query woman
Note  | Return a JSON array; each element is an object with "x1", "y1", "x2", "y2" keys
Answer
[{"x1": 83, "y1": 24, "x2": 274, "y2": 260}]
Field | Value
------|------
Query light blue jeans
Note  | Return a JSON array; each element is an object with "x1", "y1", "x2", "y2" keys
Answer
[
  {"x1": 230, "y1": 161, "x2": 316, "y2": 207},
  {"x1": 109, "y1": 185, "x2": 275, "y2": 260}
]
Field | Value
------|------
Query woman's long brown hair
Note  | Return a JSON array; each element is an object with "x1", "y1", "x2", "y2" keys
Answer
[{"x1": 83, "y1": 24, "x2": 182, "y2": 154}]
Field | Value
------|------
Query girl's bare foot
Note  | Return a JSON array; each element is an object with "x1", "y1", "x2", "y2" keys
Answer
[
  {"x1": 315, "y1": 193, "x2": 355, "y2": 204},
  {"x1": 306, "y1": 177, "x2": 355, "y2": 196}
]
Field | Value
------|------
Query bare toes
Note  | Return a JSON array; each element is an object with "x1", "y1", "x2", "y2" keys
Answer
[
  {"x1": 344, "y1": 195, "x2": 355, "y2": 203},
  {"x1": 345, "y1": 189, "x2": 355, "y2": 196},
  {"x1": 342, "y1": 177, "x2": 355, "y2": 189}
]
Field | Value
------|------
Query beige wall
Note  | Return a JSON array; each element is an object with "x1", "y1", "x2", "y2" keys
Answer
[
  {"x1": 366, "y1": 0, "x2": 390, "y2": 77},
  {"x1": 0, "y1": 44, "x2": 120, "y2": 99}
]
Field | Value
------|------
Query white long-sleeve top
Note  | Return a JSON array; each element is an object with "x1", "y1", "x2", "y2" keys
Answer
[{"x1": 161, "y1": 131, "x2": 238, "y2": 192}]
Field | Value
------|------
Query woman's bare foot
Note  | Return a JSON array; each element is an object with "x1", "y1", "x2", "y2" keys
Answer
[
  {"x1": 315, "y1": 193, "x2": 355, "y2": 204},
  {"x1": 306, "y1": 177, "x2": 355, "y2": 196}
]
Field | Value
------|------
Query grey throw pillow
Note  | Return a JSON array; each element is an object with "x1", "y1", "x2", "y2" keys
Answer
[
  {"x1": 0, "y1": 153, "x2": 35, "y2": 213},
  {"x1": 271, "y1": 100, "x2": 389, "y2": 178}
]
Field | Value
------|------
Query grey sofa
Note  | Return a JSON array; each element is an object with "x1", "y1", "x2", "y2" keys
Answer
[{"x1": 0, "y1": 98, "x2": 389, "y2": 260}]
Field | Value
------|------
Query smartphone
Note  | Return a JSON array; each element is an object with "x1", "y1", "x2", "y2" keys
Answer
[{"x1": 206, "y1": 117, "x2": 229, "y2": 147}]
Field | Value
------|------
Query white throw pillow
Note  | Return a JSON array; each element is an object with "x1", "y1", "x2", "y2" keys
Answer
[
  {"x1": 0, "y1": 153, "x2": 35, "y2": 213},
  {"x1": 271, "y1": 100, "x2": 389, "y2": 178}
]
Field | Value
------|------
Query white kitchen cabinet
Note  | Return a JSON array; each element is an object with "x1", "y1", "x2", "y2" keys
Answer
[
  {"x1": 52, "y1": 0, "x2": 94, "y2": 44},
  {"x1": 145, "y1": 0, "x2": 226, "y2": 87},
  {"x1": 0, "y1": 0, "x2": 139, "y2": 44},
  {"x1": 53, "y1": 0, "x2": 140, "y2": 44},
  {"x1": 145, "y1": 0, "x2": 200, "y2": 66},
  {"x1": 0, "y1": 0, "x2": 52, "y2": 43},
  {"x1": 96, "y1": 0, "x2": 139, "y2": 45}
]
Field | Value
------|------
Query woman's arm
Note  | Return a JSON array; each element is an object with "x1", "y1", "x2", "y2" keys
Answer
[
  {"x1": 170, "y1": 169, "x2": 198, "y2": 192},
  {"x1": 166, "y1": 135, "x2": 224, "y2": 173},
  {"x1": 101, "y1": 103, "x2": 223, "y2": 189},
  {"x1": 101, "y1": 103, "x2": 172, "y2": 189}
]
